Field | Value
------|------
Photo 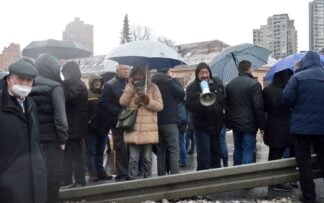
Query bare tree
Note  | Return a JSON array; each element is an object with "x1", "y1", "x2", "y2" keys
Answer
[
  {"x1": 157, "y1": 36, "x2": 176, "y2": 47},
  {"x1": 131, "y1": 25, "x2": 152, "y2": 41}
]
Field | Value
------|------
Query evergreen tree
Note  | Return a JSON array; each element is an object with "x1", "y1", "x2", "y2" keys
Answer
[{"x1": 120, "y1": 14, "x2": 132, "y2": 44}]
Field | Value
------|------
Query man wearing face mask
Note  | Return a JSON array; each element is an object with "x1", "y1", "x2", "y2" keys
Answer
[{"x1": 0, "y1": 59, "x2": 47, "y2": 203}]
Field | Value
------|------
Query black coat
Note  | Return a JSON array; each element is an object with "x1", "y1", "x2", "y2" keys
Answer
[
  {"x1": 151, "y1": 73, "x2": 185, "y2": 125},
  {"x1": 63, "y1": 79, "x2": 88, "y2": 139},
  {"x1": 99, "y1": 76, "x2": 127, "y2": 132},
  {"x1": 0, "y1": 86, "x2": 47, "y2": 203},
  {"x1": 263, "y1": 85, "x2": 294, "y2": 148},
  {"x1": 186, "y1": 76, "x2": 225, "y2": 135},
  {"x1": 225, "y1": 72, "x2": 265, "y2": 132}
]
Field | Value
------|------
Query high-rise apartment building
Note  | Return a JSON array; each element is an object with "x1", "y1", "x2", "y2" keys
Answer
[
  {"x1": 253, "y1": 14, "x2": 297, "y2": 59},
  {"x1": 309, "y1": 0, "x2": 324, "y2": 52},
  {"x1": 0, "y1": 43, "x2": 20, "y2": 71},
  {"x1": 63, "y1": 17, "x2": 93, "y2": 54}
]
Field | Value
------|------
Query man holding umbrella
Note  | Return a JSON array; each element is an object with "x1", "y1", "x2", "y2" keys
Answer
[{"x1": 100, "y1": 64, "x2": 130, "y2": 181}]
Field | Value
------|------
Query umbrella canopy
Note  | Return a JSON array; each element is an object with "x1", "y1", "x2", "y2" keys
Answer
[
  {"x1": 106, "y1": 40, "x2": 186, "y2": 69},
  {"x1": 210, "y1": 43, "x2": 271, "y2": 85},
  {"x1": 22, "y1": 39, "x2": 92, "y2": 59},
  {"x1": 264, "y1": 52, "x2": 324, "y2": 81}
]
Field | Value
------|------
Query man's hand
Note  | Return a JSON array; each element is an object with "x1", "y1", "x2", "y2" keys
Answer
[{"x1": 60, "y1": 144, "x2": 65, "y2": 150}]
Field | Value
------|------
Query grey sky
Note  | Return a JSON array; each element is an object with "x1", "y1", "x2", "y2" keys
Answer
[{"x1": 1, "y1": 0, "x2": 312, "y2": 55}]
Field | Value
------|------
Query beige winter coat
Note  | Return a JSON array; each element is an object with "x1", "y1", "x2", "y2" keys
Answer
[{"x1": 119, "y1": 82, "x2": 163, "y2": 144}]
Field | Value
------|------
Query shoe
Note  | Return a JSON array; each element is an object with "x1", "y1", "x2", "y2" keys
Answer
[
  {"x1": 89, "y1": 172, "x2": 99, "y2": 182},
  {"x1": 70, "y1": 183, "x2": 85, "y2": 188},
  {"x1": 60, "y1": 183, "x2": 74, "y2": 190},
  {"x1": 299, "y1": 195, "x2": 317, "y2": 203},
  {"x1": 98, "y1": 172, "x2": 113, "y2": 180},
  {"x1": 179, "y1": 163, "x2": 187, "y2": 168},
  {"x1": 273, "y1": 183, "x2": 291, "y2": 192},
  {"x1": 114, "y1": 175, "x2": 128, "y2": 182},
  {"x1": 289, "y1": 181, "x2": 299, "y2": 188}
]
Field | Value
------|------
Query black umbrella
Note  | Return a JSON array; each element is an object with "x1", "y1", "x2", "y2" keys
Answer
[{"x1": 22, "y1": 39, "x2": 92, "y2": 59}]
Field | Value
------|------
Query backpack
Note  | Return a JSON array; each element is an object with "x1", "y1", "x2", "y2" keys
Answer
[{"x1": 176, "y1": 99, "x2": 189, "y2": 125}]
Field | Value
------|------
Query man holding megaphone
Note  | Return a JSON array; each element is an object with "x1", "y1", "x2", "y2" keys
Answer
[{"x1": 186, "y1": 62, "x2": 225, "y2": 171}]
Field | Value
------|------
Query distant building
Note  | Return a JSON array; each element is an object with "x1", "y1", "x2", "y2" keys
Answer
[
  {"x1": 0, "y1": 43, "x2": 20, "y2": 71},
  {"x1": 63, "y1": 17, "x2": 94, "y2": 54},
  {"x1": 253, "y1": 14, "x2": 297, "y2": 59},
  {"x1": 309, "y1": 0, "x2": 324, "y2": 52}
]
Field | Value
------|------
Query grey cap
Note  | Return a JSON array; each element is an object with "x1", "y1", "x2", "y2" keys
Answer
[{"x1": 9, "y1": 59, "x2": 38, "y2": 78}]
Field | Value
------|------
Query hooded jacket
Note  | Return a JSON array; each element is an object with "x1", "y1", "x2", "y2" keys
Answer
[
  {"x1": 282, "y1": 51, "x2": 324, "y2": 134},
  {"x1": 186, "y1": 63, "x2": 225, "y2": 135},
  {"x1": 120, "y1": 67, "x2": 163, "y2": 144},
  {"x1": 151, "y1": 71, "x2": 185, "y2": 125},
  {"x1": 62, "y1": 61, "x2": 88, "y2": 139},
  {"x1": 30, "y1": 53, "x2": 68, "y2": 144},
  {"x1": 88, "y1": 74, "x2": 104, "y2": 133}
]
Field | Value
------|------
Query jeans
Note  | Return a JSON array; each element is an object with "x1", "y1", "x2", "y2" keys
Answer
[
  {"x1": 195, "y1": 130, "x2": 221, "y2": 170},
  {"x1": 86, "y1": 132, "x2": 108, "y2": 174},
  {"x1": 157, "y1": 124, "x2": 179, "y2": 176},
  {"x1": 179, "y1": 131, "x2": 187, "y2": 165},
  {"x1": 186, "y1": 129, "x2": 196, "y2": 153},
  {"x1": 219, "y1": 126, "x2": 228, "y2": 161},
  {"x1": 294, "y1": 134, "x2": 324, "y2": 201},
  {"x1": 232, "y1": 131, "x2": 256, "y2": 165},
  {"x1": 128, "y1": 144, "x2": 152, "y2": 179}
]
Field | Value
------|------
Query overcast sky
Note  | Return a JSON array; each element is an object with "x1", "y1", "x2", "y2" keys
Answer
[{"x1": 1, "y1": 0, "x2": 312, "y2": 55}]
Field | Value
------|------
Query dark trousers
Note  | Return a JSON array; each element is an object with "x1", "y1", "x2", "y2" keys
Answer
[
  {"x1": 62, "y1": 139, "x2": 86, "y2": 185},
  {"x1": 42, "y1": 144, "x2": 63, "y2": 203},
  {"x1": 86, "y1": 132, "x2": 108, "y2": 174},
  {"x1": 111, "y1": 127, "x2": 128, "y2": 179},
  {"x1": 196, "y1": 130, "x2": 221, "y2": 170},
  {"x1": 268, "y1": 146, "x2": 294, "y2": 161},
  {"x1": 157, "y1": 124, "x2": 179, "y2": 176},
  {"x1": 294, "y1": 134, "x2": 324, "y2": 201}
]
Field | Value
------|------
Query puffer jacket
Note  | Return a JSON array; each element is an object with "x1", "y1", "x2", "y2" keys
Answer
[
  {"x1": 119, "y1": 82, "x2": 163, "y2": 144},
  {"x1": 225, "y1": 72, "x2": 265, "y2": 132},
  {"x1": 282, "y1": 51, "x2": 324, "y2": 134}
]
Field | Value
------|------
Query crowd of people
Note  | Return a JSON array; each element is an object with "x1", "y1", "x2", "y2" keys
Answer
[{"x1": 0, "y1": 50, "x2": 323, "y2": 203}]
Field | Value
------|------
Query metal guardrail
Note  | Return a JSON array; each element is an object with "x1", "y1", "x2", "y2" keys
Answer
[{"x1": 60, "y1": 156, "x2": 321, "y2": 203}]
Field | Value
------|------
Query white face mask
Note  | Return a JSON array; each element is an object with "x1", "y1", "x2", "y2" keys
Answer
[{"x1": 11, "y1": 84, "x2": 32, "y2": 99}]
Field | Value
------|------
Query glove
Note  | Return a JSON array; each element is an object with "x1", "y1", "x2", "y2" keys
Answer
[
  {"x1": 134, "y1": 95, "x2": 150, "y2": 105},
  {"x1": 134, "y1": 96, "x2": 142, "y2": 105},
  {"x1": 141, "y1": 95, "x2": 150, "y2": 105}
]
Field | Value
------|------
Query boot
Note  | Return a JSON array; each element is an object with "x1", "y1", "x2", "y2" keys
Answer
[
  {"x1": 89, "y1": 171, "x2": 98, "y2": 182},
  {"x1": 223, "y1": 159, "x2": 228, "y2": 167},
  {"x1": 98, "y1": 172, "x2": 113, "y2": 180}
]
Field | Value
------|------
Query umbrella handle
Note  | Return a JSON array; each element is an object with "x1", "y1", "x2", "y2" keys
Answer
[{"x1": 145, "y1": 63, "x2": 148, "y2": 94}]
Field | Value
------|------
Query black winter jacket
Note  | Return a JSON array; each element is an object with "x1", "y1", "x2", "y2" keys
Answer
[
  {"x1": 151, "y1": 73, "x2": 185, "y2": 125},
  {"x1": 225, "y1": 72, "x2": 265, "y2": 132},
  {"x1": 0, "y1": 86, "x2": 47, "y2": 203},
  {"x1": 63, "y1": 79, "x2": 88, "y2": 139},
  {"x1": 99, "y1": 76, "x2": 127, "y2": 132},
  {"x1": 31, "y1": 76, "x2": 68, "y2": 144},
  {"x1": 186, "y1": 76, "x2": 225, "y2": 135}
]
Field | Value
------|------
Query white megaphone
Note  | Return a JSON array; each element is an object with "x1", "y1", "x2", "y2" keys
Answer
[{"x1": 200, "y1": 80, "x2": 216, "y2": 107}]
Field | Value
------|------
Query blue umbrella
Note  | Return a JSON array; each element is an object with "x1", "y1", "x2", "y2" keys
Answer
[
  {"x1": 264, "y1": 53, "x2": 324, "y2": 81},
  {"x1": 210, "y1": 43, "x2": 271, "y2": 85},
  {"x1": 264, "y1": 53, "x2": 305, "y2": 81}
]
